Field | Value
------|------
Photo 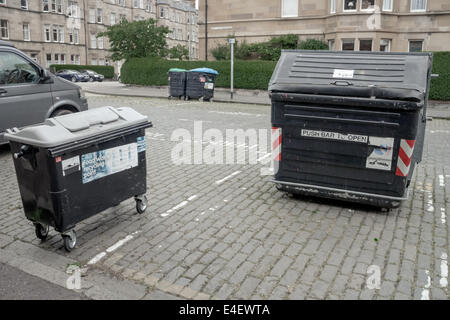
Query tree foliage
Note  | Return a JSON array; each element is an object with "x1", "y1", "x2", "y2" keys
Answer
[
  {"x1": 168, "y1": 45, "x2": 189, "y2": 60},
  {"x1": 98, "y1": 18, "x2": 169, "y2": 61}
]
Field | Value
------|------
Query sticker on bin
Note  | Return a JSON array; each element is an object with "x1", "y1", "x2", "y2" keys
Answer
[
  {"x1": 301, "y1": 129, "x2": 368, "y2": 143},
  {"x1": 333, "y1": 69, "x2": 354, "y2": 79},
  {"x1": 62, "y1": 156, "x2": 81, "y2": 176},
  {"x1": 204, "y1": 83, "x2": 214, "y2": 90},
  {"x1": 137, "y1": 136, "x2": 146, "y2": 153},
  {"x1": 366, "y1": 137, "x2": 394, "y2": 171},
  {"x1": 81, "y1": 143, "x2": 138, "y2": 184}
]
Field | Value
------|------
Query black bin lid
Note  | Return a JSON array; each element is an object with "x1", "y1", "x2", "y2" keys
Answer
[{"x1": 269, "y1": 50, "x2": 433, "y2": 103}]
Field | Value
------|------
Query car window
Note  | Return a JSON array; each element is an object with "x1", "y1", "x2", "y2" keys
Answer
[{"x1": 0, "y1": 51, "x2": 40, "y2": 85}]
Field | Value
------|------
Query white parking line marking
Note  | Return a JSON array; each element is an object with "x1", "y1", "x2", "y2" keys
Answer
[
  {"x1": 441, "y1": 207, "x2": 446, "y2": 225},
  {"x1": 257, "y1": 153, "x2": 271, "y2": 162},
  {"x1": 215, "y1": 171, "x2": 241, "y2": 185},
  {"x1": 106, "y1": 235, "x2": 134, "y2": 253},
  {"x1": 439, "y1": 175, "x2": 445, "y2": 187},
  {"x1": 440, "y1": 253, "x2": 448, "y2": 288},
  {"x1": 87, "y1": 252, "x2": 106, "y2": 265},
  {"x1": 421, "y1": 270, "x2": 431, "y2": 300},
  {"x1": 161, "y1": 195, "x2": 198, "y2": 217}
]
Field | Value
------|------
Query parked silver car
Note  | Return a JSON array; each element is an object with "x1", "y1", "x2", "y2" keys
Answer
[{"x1": 0, "y1": 40, "x2": 88, "y2": 145}]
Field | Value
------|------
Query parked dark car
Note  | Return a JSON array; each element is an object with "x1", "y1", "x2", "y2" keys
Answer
[
  {"x1": 0, "y1": 40, "x2": 88, "y2": 145},
  {"x1": 79, "y1": 69, "x2": 104, "y2": 82},
  {"x1": 55, "y1": 69, "x2": 89, "y2": 82}
]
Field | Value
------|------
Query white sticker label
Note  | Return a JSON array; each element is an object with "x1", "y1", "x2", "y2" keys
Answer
[
  {"x1": 301, "y1": 129, "x2": 368, "y2": 144},
  {"x1": 204, "y1": 83, "x2": 214, "y2": 90},
  {"x1": 333, "y1": 69, "x2": 354, "y2": 79},
  {"x1": 366, "y1": 136, "x2": 394, "y2": 171},
  {"x1": 62, "y1": 156, "x2": 80, "y2": 176}
]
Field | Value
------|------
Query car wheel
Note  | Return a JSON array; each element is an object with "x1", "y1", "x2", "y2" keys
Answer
[
  {"x1": 51, "y1": 108, "x2": 74, "y2": 117},
  {"x1": 71, "y1": 76, "x2": 76, "y2": 82},
  {"x1": 89, "y1": 77, "x2": 94, "y2": 82}
]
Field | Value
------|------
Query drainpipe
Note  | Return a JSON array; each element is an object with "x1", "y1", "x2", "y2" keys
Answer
[
  {"x1": 205, "y1": 0, "x2": 208, "y2": 60},
  {"x1": 83, "y1": 0, "x2": 88, "y2": 65}
]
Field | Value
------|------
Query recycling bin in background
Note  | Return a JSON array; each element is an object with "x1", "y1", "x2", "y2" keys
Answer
[
  {"x1": 269, "y1": 50, "x2": 434, "y2": 208},
  {"x1": 5, "y1": 107, "x2": 152, "y2": 251},
  {"x1": 186, "y1": 68, "x2": 219, "y2": 102},
  {"x1": 168, "y1": 68, "x2": 187, "y2": 99}
]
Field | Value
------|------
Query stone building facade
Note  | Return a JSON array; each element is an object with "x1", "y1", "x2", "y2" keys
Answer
[
  {"x1": 197, "y1": 0, "x2": 450, "y2": 60},
  {"x1": 0, "y1": 0, "x2": 198, "y2": 75}
]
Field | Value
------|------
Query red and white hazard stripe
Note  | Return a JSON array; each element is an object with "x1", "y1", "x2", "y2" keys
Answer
[
  {"x1": 272, "y1": 127, "x2": 282, "y2": 162},
  {"x1": 396, "y1": 139, "x2": 415, "y2": 177}
]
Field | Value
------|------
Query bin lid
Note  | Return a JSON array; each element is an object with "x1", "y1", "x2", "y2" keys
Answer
[
  {"x1": 4, "y1": 107, "x2": 149, "y2": 148},
  {"x1": 190, "y1": 68, "x2": 219, "y2": 75},
  {"x1": 269, "y1": 50, "x2": 433, "y2": 103},
  {"x1": 169, "y1": 68, "x2": 187, "y2": 72}
]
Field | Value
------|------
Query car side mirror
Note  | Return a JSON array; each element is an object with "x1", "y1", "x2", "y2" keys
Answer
[{"x1": 40, "y1": 69, "x2": 53, "y2": 84}]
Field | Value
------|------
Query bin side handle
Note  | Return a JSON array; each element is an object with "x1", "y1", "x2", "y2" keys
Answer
[{"x1": 331, "y1": 80, "x2": 353, "y2": 86}]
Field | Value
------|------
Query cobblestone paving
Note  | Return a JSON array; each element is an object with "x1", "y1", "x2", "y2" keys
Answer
[{"x1": 0, "y1": 94, "x2": 448, "y2": 300}]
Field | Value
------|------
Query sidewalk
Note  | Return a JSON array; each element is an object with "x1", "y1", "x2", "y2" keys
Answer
[{"x1": 79, "y1": 81, "x2": 450, "y2": 118}]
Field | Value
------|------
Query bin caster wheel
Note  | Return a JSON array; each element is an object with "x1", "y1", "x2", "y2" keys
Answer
[
  {"x1": 135, "y1": 196, "x2": 148, "y2": 214},
  {"x1": 62, "y1": 230, "x2": 77, "y2": 252},
  {"x1": 35, "y1": 223, "x2": 49, "y2": 241}
]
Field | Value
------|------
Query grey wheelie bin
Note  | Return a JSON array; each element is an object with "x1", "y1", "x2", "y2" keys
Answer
[
  {"x1": 186, "y1": 68, "x2": 219, "y2": 101},
  {"x1": 4, "y1": 107, "x2": 152, "y2": 251},
  {"x1": 269, "y1": 50, "x2": 433, "y2": 208},
  {"x1": 168, "y1": 68, "x2": 187, "y2": 99}
]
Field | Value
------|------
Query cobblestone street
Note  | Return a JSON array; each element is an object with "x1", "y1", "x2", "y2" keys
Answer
[{"x1": 0, "y1": 93, "x2": 449, "y2": 300}]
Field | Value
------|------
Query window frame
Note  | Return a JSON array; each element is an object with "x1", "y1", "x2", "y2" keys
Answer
[
  {"x1": 0, "y1": 20, "x2": 9, "y2": 40},
  {"x1": 382, "y1": 0, "x2": 393, "y2": 12},
  {"x1": 23, "y1": 23, "x2": 31, "y2": 41},
  {"x1": 44, "y1": 24, "x2": 51, "y2": 42},
  {"x1": 330, "y1": 0, "x2": 336, "y2": 14},
  {"x1": 409, "y1": 40, "x2": 424, "y2": 52},
  {"x1": 360, "y1": 0, "x2": 375, "y2": 11},
  {"x1": 410, "y1": 0, "x2": 426, "y2": 12},
  {"x1": 43, "y1": 0, "x2": 49, "y2": 12},
  {"x1": 342, "y1": 38, "x2": 355, "y2": 51},
  {"x1": 21, "y1": 0, "x2": 28, "y2": 9},
  {"x1": 343, "y1": 0, "x2": 358, "y2": 12},
  {"x1": 281, "y1": 0, "x2": 299, "y2": 18},
  {"x1": 97, "y1": 8, "x2": 103, "y2": 24},
  {"x1": 379, "y1": 39, "x2": 391, "y2": 52},
  {"x1": 359, "y1": 39, "x2": 373, "y2": 51}
]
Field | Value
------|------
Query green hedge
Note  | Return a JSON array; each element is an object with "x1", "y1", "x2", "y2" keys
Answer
[
  {"x1": 430, "y1": 52, "x2": 450, "y2": 100},
  {"x1": 121, "y1": 53, "x2": 450, "y2": 100},
  {"x1": 121, "y1": 58, "x2": 277, "y2": 90},
  {"x1": 50, "y1": 64, "x2": 115, "y2": 79}
]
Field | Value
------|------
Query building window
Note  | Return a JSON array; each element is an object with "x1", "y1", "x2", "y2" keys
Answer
[
  {"x1": 43, "y1": 0, "x2": 49, "y2": 12},
  {"x1": 59, "y1": 26, "x2": 64, "y2": 43},
  {"x1": 342, "y1": 39, "x2": 355, "y2": 51},
  {"x1": 90, "y1": 34, "x2": 97, "y2": 48},
  {"x1": 411, "y1": 0, "x2": 426, "y2": 12},
  {"x1": 51, "y1": 0, "x2": 57, "y2": 12},
  {"x1": 60, "y1": 54, "x2": 65, "y2": 64},
  {"x1": 68, "y1": 1, "x2": 78, "y2": 17},
  {"x1": 91, "y1": 59, "x2": 97, "y2": 65},
  {"x1": 97, "y1": 8, "x2": 103, "y2": 23},
  {"x1": 330, "y1": 0, "x2": 336, "y2": 13},
  {"x1": 46, "y1": 54, "x2": 52, "y2": 68},
  {"x1": 74, "y1": 28, "x2": 79, "y2": 44},
  {"x1": 21, "y1": 0, "x2": 28, "y2": 9},
  {"x1": 282, "y1": 0, "x2": 298, "y2": 17},
  {"x1": 343, "y1": 0, "x2": 357, "y2": 11},
  {"x1": 359, "y1": 39, "x2": 372, "y2": 51},
  {"x1": 0, "y1": 0, "x2": 5, "y2": 6},
  {"x1": 139, "y1": 0, "x2": 144, "y2": 9},
  {"x1": 361, "y1": 0, "x2": 374, "y2": 10},
  {"x1": 44, "y1": 25, "x2": 50, "y2": 42},
  {"x1": 146, "y1": 0, "x2": 151, "y2": 11},
  {"x1": 110, "y1": 13, "x2": 116, "y2": 25},
  {"x1": 160, "y1": 7, "x2": 164, "y2": 18},
  {"x1": 54, "y1": 54, "x2": 59, "y2": 65},
  {"x1": 328, "y1": 39, "x2": 335, "y2": 51},
  {"x1": 97, "y1": 36, "x2": 104, "y2": 49},
  {"x1": 52, "y1": 26, "x2": 58, "y2": 42},
  {"x1": 0, "y1": 20, "x2": 8, "y2": 39},
  {"x1": 23, "y1": 23, "x2": 30, "y2": 41},
  {"x1": 380, "y1": 39, "x2": 391, "y2": 52},
  {"x1": 70, "y1": 54, "x2": 75, "y2": 64},
  {"x1": 133, "y1": 0, "x2": 138, "y2": 8},
  {"x1": 69, "y1": 29, "x2": 74, "y2": 43},
  {"x1": 99, "y1": 59, "x2": 105, "y2": 66},
  {"x1": 57, "y1": 0, "x2": 62, "y2": 13},
  {"x1": 89, "y1": 9, "x2": 95, "y2": 23},
  {"x1": 409, "y1": 40, "x2": 423, "y2": 52},
  {"x1": 120, "y1": 14, "x2": 126, "y2": 22},
  {"x1": 382, "y1": 0, "x2": 393, "y2": 11}
]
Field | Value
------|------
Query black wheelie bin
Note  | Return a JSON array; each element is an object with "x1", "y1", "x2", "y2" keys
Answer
[
  {"x1": 186, "y1": 68, "x2": 219, "y2": 101},
  {"x1": 5, "y1": 107, "x2": 152, "y2": 251},
  {"x1": 168, "y1": 68, "x2": 187, "y2": 99},
  {"x1": 269, "y1": 50, "x2": 433, "y2": 208}
]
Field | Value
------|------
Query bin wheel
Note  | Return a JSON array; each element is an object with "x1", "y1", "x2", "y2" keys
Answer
[
  {"x1": 62, "y1": 230, "x2": 77, "y2": 252},
  {"x1": 136, "y1": 196, "x2": 148, "y2": 214},
  {"x1": 35, "y1": 223, "x2": 49, "y2": 241}
]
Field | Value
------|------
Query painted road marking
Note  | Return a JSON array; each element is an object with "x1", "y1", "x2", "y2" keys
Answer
[
  {"x1": 441, "y1": 207, "x2": 446, "y2": 225},
  {"x1": 215, "y1": 171, "x2": 241, "y2": 185},
  {"x1": 420, "y1": 270, "x2": 431, "y2": 300},
  {"x1": 439, "y1": 175, "x2": 445, "y2": 187},
  {"x1": 87, "y1": 231, "x2": 140, "y2": 266},
  {"x1": 440, "y1": 253, "x2": 448, "y2": 288},
  {"x1": 161, "y1": 195, "x2": 199, "y2": 217}
]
